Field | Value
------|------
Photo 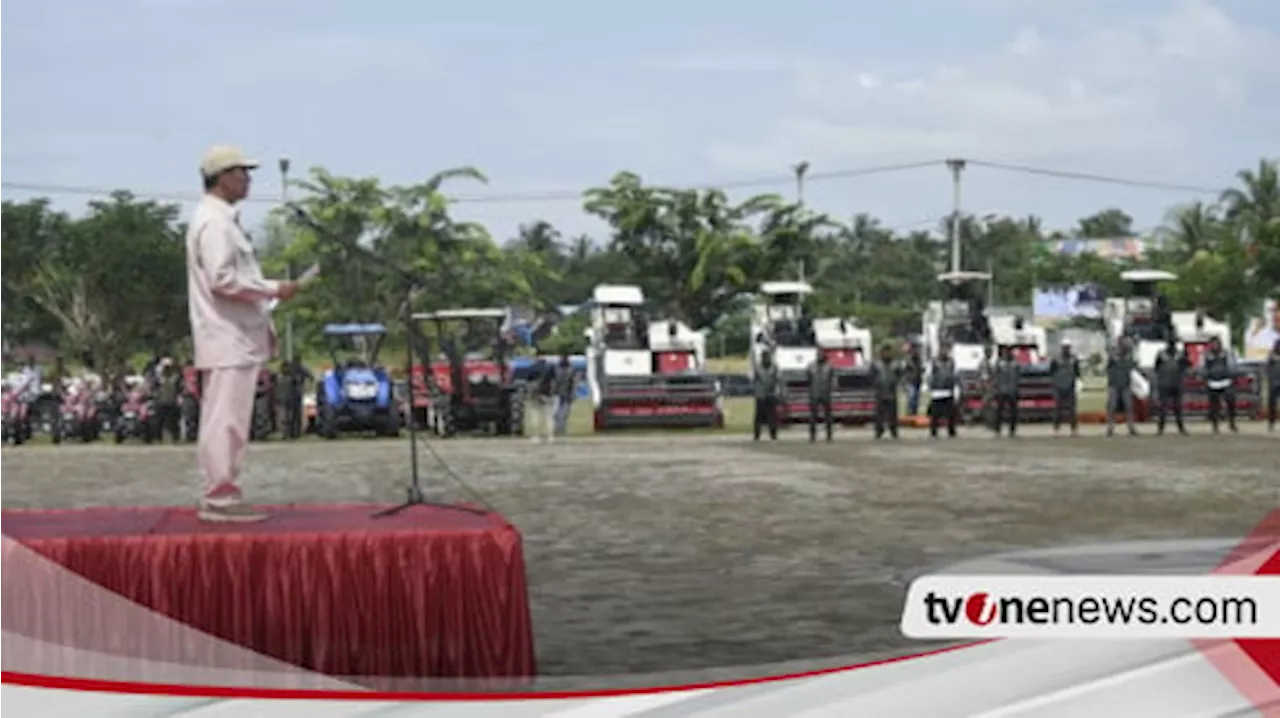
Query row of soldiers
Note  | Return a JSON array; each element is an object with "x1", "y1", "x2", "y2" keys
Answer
[{"x1": 750, "y1": 336, "x2": 1280, "y2": 441}]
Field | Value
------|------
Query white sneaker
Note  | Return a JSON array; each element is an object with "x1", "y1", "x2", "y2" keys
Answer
[{"x1": 198, "y1": 503, "x2": 268, "y2": 523}]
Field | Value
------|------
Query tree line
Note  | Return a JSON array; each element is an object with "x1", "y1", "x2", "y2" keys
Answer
[{"x1": 3, "y1": 159, "x2": 1276, "y2": 371}]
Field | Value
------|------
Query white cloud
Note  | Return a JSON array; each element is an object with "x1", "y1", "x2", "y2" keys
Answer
[{"x1": 706, "y1": 0, "x2": 1280, "y2": 175}]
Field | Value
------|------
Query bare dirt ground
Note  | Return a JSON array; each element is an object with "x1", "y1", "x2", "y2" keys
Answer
[{"x1": 3, "y1": 424, "x2": 1277, "y2": 687}]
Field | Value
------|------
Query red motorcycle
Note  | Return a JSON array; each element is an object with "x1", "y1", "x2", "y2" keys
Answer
[
  {"x1": 2, "y1": 390, "x2": 34, "y2": 445},
  {"x1": 114, "y1": 387, "x2": 158, "y2": 444},
  {"x1": 53, "y1": 389, "x2": 101, "y2": 444}
]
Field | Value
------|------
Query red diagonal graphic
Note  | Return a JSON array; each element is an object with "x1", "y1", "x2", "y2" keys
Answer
[{"x1": 1199, "y1": 509, "x2": 1280, "y2": 717}]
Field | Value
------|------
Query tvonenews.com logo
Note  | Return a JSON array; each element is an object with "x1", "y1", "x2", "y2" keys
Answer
[
  {"x1": 900, "y1": 576, "x2": 1280, "y2": 639},
  {"x1": 922, "y1": 591, "x2": 1257, "y2": 628}
]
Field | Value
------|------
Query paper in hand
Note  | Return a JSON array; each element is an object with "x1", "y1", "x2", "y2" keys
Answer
[{"x1": 298, "y1": 262, "x2": 321, "y2": 285}]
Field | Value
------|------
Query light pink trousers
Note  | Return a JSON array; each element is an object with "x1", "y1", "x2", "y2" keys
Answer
[{"x1": 197, "y1": 364, "x2": 260, "y2": 507}]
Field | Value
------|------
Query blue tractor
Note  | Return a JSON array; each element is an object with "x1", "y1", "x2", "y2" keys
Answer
[{"x1": 315, "y1": 323, "x2": 400, "y2": 439}]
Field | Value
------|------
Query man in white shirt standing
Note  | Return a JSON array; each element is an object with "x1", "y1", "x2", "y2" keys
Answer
[{"x1": 187, "y1": 146, "x2": 299, "y2": 522}]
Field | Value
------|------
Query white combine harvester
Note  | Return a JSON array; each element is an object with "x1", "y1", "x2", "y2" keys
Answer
[
  {"x1": 921, "y1": 271, "x2": 1058, "y2": 422},
  {"x1": 583, "y1": 284, "x2": 722, "y2": 431},
  {"x1": 1104, "y1": 269, "x2": 1263, "y2": 420},
  {"x1": 748, "y1": 281, "x2": 876, "y2": 425}
]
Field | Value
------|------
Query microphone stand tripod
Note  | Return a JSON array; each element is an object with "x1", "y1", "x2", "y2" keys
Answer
[
  {"x1": 286, "y1": 206, "x2": 488, "y2": 519},
  {"x1": 373, "y1": 287, "x2": 487, "y2": 519}
]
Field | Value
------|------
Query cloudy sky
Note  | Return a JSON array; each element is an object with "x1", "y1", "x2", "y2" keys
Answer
[{"x1": 3, "y1": 0, "x2": 1277, "y2": 241}]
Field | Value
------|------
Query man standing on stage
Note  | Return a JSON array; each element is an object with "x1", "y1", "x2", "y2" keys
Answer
[
  {"x1": 1049, "y1": 341, "x2": 1080, "y2": 435},
  {"x1": 187, "y1": 145, "x2": 299, "y2": 522},
  {"x1": 1153, "y1": 338, "x2": 1189, "y2": 436}
]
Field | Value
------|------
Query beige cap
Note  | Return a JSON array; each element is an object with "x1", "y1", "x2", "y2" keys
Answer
[{"x1": 200, "y1": 145, "x2": 260, "y2": 178}]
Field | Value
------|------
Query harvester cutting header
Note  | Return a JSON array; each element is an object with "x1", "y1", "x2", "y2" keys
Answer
[
  {"x1": 584, "y1": 284, "x2": 723, "y2": 431},
  {"x1": 749, "y1": 281, "x2": 877, "y2": 424}
]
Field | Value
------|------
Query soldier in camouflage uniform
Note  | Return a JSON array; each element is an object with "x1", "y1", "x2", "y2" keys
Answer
[
  {"x1": 977, "y1": 343, "x2": 996, "y2": 432},
  {"x1": 927, "y1": 342, "x2": 959, "y2": 439},
  {"x1": 806, "y1": 352, "x2": 834, "y2": 442},
  {"x1": 1105, "y1": 337, "x2": 1139, "y2": 437},
  {"x1": 753, "y1": 349, "x2": 781, "y2": 442},
  {"x1": 1153, "y1": 338, "x2": 1189, "y2": 436},
  {"x1": 1202, "y1": 336, "x2": 1237, "y2": 434},
  {"x1": 870, "y1": 342, "x2": 901, "y2": 440},
  {"x1": 992, "y1": 345, "x2": 1022, "y2": 437},
  {"x1": 1049, "y1": 341, "x2": 1081, "y2": 435}
]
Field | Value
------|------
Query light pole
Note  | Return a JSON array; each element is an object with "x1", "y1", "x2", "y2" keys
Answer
[
  {"x1": 793, "y1": 160, "x2": 810, "y2": 205},
  {"x1": 278, "y1": 157, "x2": 294, "y2": 363},
  {"x1": 793, "y1": 161, "x2": 810, "y2": 281},
  {"x1": 946, "y1": 158, "x2": 967, "y2": 274}
]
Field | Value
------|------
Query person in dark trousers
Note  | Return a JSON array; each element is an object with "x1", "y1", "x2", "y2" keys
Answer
[
  {"x1": 1049, "y1": 341, "x2": 1080, "y2": 435},
  {"x1": 279, "y1": 358, "x2": 313, "y2": 440},
  {"x1": 753, "y1": 349, "x2": 781, "y2": 441},
  {"x1": 977, "y1": 343, "x2": 996, "y2": 432},
  {"x1": 553, "y1": 355, "x2": 576, "y2": 437},
  {"x1": 1105, "y1": 337, "x2": 1139, "y2": 437},
  {"x1": 928, "y1": 342, "x2": 959, "y2": 439},
  {"x1": 1267, "y1": 339, "x2": 1280, "y2": 431},
  {"x1": 1153, "y1": 339, "x2": 1189, "y2": 436},
  {"x1": 903, "y1": 343, "x2": 923, "y2": 416},
  {"x1": 154, "y1": 361, "x2": 182, "y2": 443},
  {"x1": 871, "y1": 343, "x2": 901, "y2": 439},
  {"x1": 1202, "y1": 336, "x2": 1238, "y2": 433},
  {"x1": 529, "y1": 359, "x2": 558, "y2": 442},
  {"x1": 50, "y1": 356, "x2": 67, "y2": 400},
  {"x1": 806, "y1": 352, "x2": 834, "y2": 442},
  {"x1": 992, "y1": 345, "x2": 1021, "y2": 437}
]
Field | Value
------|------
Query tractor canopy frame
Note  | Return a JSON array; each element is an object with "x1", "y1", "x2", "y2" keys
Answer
[
  {"x1": 411, "y1": 308, "x2": 513, "y2": 374},
  {"x1": 321, "y1": 322, "x2": 388, "y2": 370}
]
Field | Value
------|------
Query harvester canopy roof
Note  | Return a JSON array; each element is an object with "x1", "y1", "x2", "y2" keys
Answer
[
  {"x1": 760, "y1": 281, "x2": 814, "y2": 296},
  {"x1": 591, "y1": 284, "x2": 645, "y2": 306},
  {"x1": 322, "y1": 322, "x2": 388, "y2": 336},
  {"x1": 412, "y1": 308, "x2": 508, "y2": 321},
  {"x1": 1120, "y1": 269, "x2": 1178, "y2": 284},
  {"x1": 936, "y1": 271, "x2": 992, "y2": 285}
]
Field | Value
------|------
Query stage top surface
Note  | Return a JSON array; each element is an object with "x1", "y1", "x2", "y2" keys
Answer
[{"x1": 1, "y1": 504, "x2": 512, "y2": 540}]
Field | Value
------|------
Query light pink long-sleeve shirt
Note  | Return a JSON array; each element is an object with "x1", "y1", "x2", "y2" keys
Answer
[{"x1": 186, "y1": 195, "x2": 280, "y2": 370}]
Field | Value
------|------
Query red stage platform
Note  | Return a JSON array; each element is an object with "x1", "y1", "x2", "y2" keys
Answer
[{"x1": 1, "y1": 503, "x2": 536, "y2": 680}]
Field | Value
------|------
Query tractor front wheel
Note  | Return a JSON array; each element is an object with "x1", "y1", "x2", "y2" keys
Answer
[
  {"x1": 380, "y1": 408, "x2": 401, "y2": 438},
  {"x1": 439, "y1": 405, "x2": 458, "y2": 438},
  {"x1": 505, "y1": 393, "x2": 526, "y2": 437}
]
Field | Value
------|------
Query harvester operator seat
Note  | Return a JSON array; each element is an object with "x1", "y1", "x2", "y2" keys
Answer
[
  {"x1": 634, "y1": 314, "x2": 651, "y2": 349},
  {"x1": 604, "y1": 323, "x2": 630, "y2": 348},
  {"x1": 969, "y1": 297, "x2": 991, "y2": 344},
  {"x1": 797, "y1": 309, "x2": 815, "y2": 345},
  {"x1": 1155, "y1": 294, "x2": 1174, "y2": 338}
]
